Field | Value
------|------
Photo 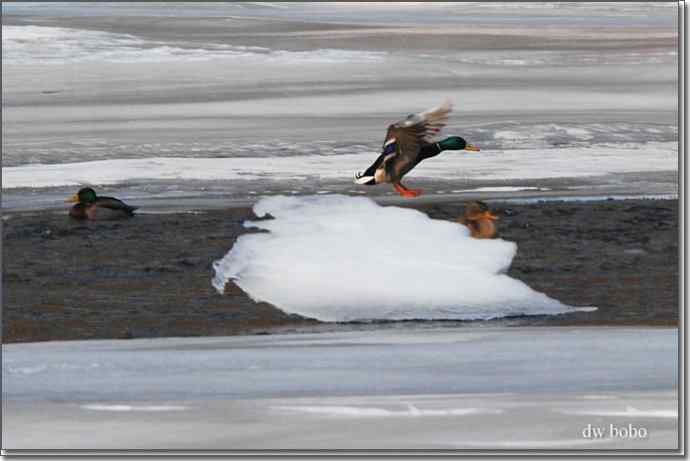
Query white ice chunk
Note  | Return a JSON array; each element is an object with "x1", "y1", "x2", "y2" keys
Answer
[{"x1": 212, "y1": 195, "x2": 593, "y2": 321}]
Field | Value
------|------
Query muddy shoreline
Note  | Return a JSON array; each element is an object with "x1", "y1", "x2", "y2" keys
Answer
[{"x1": 1, "y1": 198, "x2": 679, "y2": 343}]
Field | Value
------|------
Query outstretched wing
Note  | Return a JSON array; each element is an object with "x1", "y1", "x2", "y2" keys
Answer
[{"x1": 380, "y1": 100, "x2": 452, "y2": 181}]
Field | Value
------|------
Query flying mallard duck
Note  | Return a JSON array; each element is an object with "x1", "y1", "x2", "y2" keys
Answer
[
  {"x1": 65, "y1": 187, "x2": 137, "y2": 220},
  {"x1": 457, "y1": 201, "x2": 498, "y2": 239},
  {"x1": 354, "y1": 100, "x2": 480, "y2": 197}
]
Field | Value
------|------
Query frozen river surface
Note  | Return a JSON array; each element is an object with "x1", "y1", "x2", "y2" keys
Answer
[
  {"x1": 2, "y1": 327, "x2": 679, "y2": 451},
  {"x1": 1, "y1": 2, "x2": 678, "y2": 210}
]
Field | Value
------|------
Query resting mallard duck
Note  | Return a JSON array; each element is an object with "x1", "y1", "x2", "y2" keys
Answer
[
  {"x1": 458, "y1": 201, "x2": 498, "y2": 239},
  {"x1": 65, "y1": 187, "x2": 137, "y2": 220},
  {"x1": 354, "y1": 100, "x2": 480, "y2": 197}
]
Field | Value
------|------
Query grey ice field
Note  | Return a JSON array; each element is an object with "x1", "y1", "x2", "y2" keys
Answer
[
  {"x1": 2, "y1": 328, "x2": 679, "y2": 450},
  {"x1": 1, "y1": 1, "x2": 681, "y2": 452}
]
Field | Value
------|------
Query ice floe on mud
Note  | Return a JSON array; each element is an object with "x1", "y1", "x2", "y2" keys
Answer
[{"x1": 212, "y1": 195, "x2": 595, "y2": 321}]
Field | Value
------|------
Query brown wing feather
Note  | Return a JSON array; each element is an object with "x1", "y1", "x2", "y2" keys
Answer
[
  {"x1": 382, "y1": 125, "x2": 422, "y2": 181},
  {"x1": 379, "y1": 100, "x2": 453, "y2": 182}
]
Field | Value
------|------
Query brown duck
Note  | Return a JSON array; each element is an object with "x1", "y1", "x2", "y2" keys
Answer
[
  {"x1": 65, "y1": 187, "x2": 137, "y2": 220},
  {"x1": 458, "y1": 201, "x2": 498, "y2": 239},
  {"x1": 354, "y1": 100, "x2": 480, "y2": 197}
]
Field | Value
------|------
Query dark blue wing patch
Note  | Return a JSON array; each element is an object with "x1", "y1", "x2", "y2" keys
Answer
[{"x1": 382, "y1": 138, "x2": 397, "y2": 155}]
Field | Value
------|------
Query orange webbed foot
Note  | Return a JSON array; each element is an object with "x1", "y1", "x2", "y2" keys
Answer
[{"x1": 393, "y1": 183, "x2": 422, "y2": 198}]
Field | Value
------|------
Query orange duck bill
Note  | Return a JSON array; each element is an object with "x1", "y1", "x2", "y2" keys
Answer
[{"x1": 479, "y1": 210, "x2": 499, "y2": 220}]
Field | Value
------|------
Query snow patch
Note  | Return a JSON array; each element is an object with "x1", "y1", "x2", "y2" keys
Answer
[
  {"x1": 3, "y1": 25, "x2": 386, "y2": 65},
  {"x1": 273, "y1": 403, "x2": 503, "y2": 418},
  {"x1": 451, "y1": 186, "x2": 547, "y2": 193},
  {"x1": 561, "y1": 406, "x2": 677, "y2": 419},
  {"x1": 81, "y1": 404, "x2": 189, "y2": 412},
  {"x1": 1, "y1": 142, "x2": 676, "y2": 190}
]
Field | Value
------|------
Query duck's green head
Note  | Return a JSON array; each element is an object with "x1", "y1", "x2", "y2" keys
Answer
[
  {"x1": 65, "y1": 187, "x2": 97, "y2": 204},
  {"x1": 439, "y1": 136, "x2": 480, "y2": 152}
]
